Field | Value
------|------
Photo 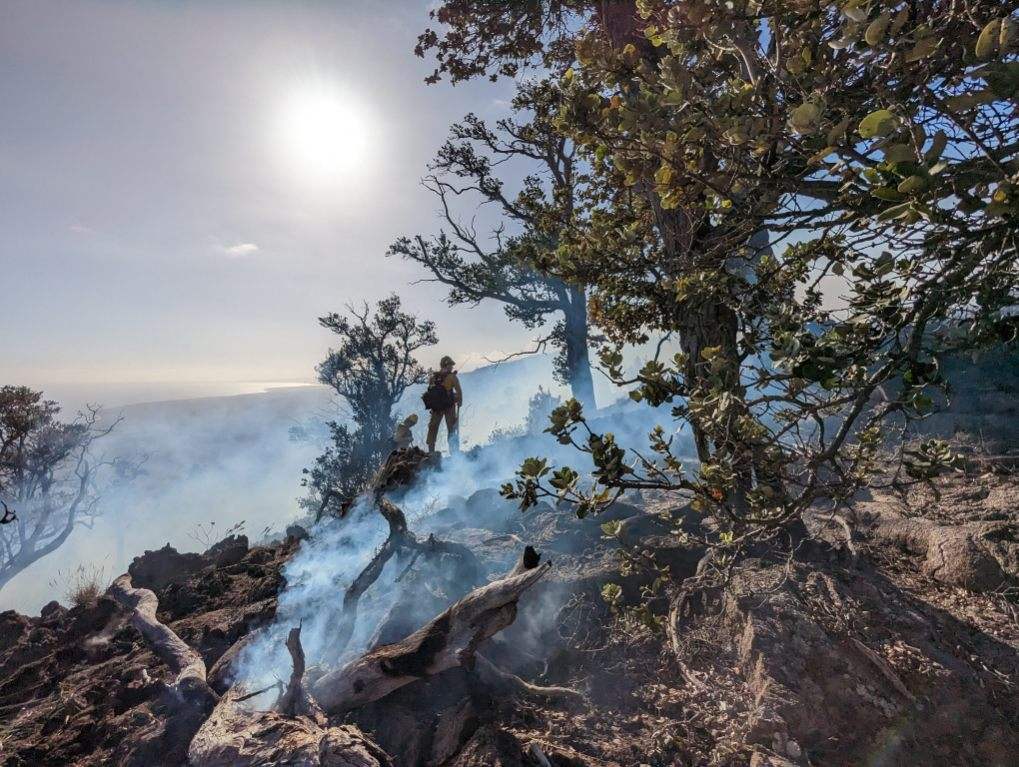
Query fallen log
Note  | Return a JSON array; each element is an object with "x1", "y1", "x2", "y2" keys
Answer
[
  {"x1": 311, "y1": 546, "x2": 551, "y2": 713},
  {"x1": 187, "y1": 687, "x2": 391, "y2": 767},
  {"x1": 106, "y1": 574, "x2": 217, "y2": 708},
  {"x1": 115, "y1": 544, "x2": 549, "y2": 764},
  {"x1": 106, "y1": 574, "x2": 220, "y2": 763},
  {"x1": 108, "y1": 572, "x2": 392, "y2": 766}
]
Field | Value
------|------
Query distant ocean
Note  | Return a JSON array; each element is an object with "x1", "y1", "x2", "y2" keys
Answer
[{"x1": 34, "y1": 381, "x2": 319, "y2": 413}]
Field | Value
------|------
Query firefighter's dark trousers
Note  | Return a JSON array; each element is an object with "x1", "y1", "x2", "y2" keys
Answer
[{"x1": 426, "y1": 406, "x2": 459, "y2": 454}]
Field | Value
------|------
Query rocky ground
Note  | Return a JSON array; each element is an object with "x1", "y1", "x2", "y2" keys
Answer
[{"x1": 0, "y1": 464, "x2": 1017, "y2": 766}]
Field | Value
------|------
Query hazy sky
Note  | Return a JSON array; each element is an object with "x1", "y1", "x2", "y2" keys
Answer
[{"x1": 1, "y1": 0, "x2": 538, "y2": 392}]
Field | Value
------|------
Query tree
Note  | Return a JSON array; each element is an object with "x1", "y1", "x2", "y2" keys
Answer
[
  {"x1": 389, "y1": 80, "x2": 598, "y2": 409},
  {"x1": 0, "y1": 386, "x2": 123, "y2": 592},
  {"x1": 421, "y1": 3, "x2": 1019, "y2": 544},
  {"x1": 303, "y1": 295, "x2": 437, "y2": 518}
]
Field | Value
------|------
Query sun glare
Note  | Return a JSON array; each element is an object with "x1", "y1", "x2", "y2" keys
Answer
[{"x1": 278, "y1": 81, "x2": 371, "y2": 185}]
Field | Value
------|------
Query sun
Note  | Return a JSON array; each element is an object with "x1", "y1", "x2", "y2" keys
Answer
[{"x1": 278, "y1": 81, "x2": 371, "y2": 185}]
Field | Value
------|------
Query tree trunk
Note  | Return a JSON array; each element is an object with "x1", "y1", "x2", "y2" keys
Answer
[
  {"x1": 652, "y1": 197, "x2": 756, "y2": 514},
  {"x1": 563, "y1": 287, "x2": 596, "y2": 411}
]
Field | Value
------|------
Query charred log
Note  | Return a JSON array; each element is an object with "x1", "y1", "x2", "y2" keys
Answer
[
  {"x1": 311, "y1": 547, "x2": 550, "y2": 713},
  {"x1": 325, "y1": 455, "x2": 481, "y2": 664},
  {"x1": 106, "y1": 574, "x2": 217, "y2": 711},
  {"x1": 276, "y1": 625, "x2": 324, "y2": 721}
]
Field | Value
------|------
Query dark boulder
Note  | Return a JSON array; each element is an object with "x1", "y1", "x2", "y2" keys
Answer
[{"x1": 128, "y1": 544, "x2": 205, "y2": 591}]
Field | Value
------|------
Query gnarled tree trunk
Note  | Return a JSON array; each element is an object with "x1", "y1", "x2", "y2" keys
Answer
[{"x1": 564, "y1": 286, "x2": 596, "y2": 411}]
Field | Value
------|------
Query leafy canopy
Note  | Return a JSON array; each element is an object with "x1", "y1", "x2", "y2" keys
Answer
[
  {"x1": 306, "y1": 295, "x2": 437, "y2": 518},
  {"x1": 424, "y1": 1, "x2": 1019, "y2": 542}
]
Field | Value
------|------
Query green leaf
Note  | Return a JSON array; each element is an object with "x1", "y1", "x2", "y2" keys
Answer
[
  {"x1": 897, "y1": 175, "x2": 927, "y2": 194},
  {"x1": 883, "y1": 144, "x2": 914, "y2": 163},
  {"x1": 976, "y1": 18, "x2": 1002, "y2": 60},
  {"x1": 843, "y1": 5, "x2": 868, "y2": 23},
  {"x1": 600, "y1": 520, "x2": 622, "y2": 537},
  {"x1": 876, "y1": 201, "x2": 913, "y2": 221},
  {"x1": 858, "y1": 109, "x2": 898, "y2": 138},
  {"x1": 890, "y1": 6, "x2": 909, "y2": 35},
  {"x1": 601, "y1": 582, "x2": 623, "y2": 606},
  {"x1": 871, "y1": 187, "x2": 904, "y2": 201},
  {"x1": 519, "y1": 457, "x2": 549, "y2": 478},
  {"x1": 788, "y1": 101, "x2": 823, "y2": 135},
  {"x1": 865, "y1": 13, "x2": 891, "y2": 46},
  {"x1": 944, "y1": 91, "x2": 994, "y2": 112},
  {"x1": 923, "y1": 131, "x2": 947, "y2": 164},
  {"x1": 827, "y1": 116, "x2": 851, "y2": 145}
]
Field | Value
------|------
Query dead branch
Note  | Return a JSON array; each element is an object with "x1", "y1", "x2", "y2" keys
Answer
[
  {"x1": 325, "y1": 528, "x2": 408, "y2": 665},
  {"x1": 311, "y1": 546, "x2": 551, "y2": 713},
  {"x1": 849, "y1": 638, "x2": 916, "y2": 705},
  {"x1": 325, "y1": 450, "x2": 481, "y2": 665},
  {"x1": 106, "y1": 573, "x2": 219, "y2": 763},
  {"x1": 472, "y1": 653, "x2": 583, "y2": 703},
  {"x1": 107, "y1": 574, "x2": 213, "y2": 700},
  {"x1": 276, "y1": 625, "x2": 324, "y2": 721}
]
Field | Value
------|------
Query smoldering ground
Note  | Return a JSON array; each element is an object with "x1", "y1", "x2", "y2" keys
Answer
[
  {"x1": 0, "y1": 358, "x2": 549, "y2": 612},
  {"x1": 228, "y1": 397, "x2": 697, "y2": 706},
  {"x1": 2, "y1": 352, "x2": 693, "y2": 685}
]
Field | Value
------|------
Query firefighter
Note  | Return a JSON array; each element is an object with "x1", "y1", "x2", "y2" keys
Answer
[{"x1": 423, "y1": 355, "x2": 462, "y2": 453}]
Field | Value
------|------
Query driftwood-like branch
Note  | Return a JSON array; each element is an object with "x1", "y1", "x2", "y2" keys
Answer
[
  {"x1": 325, "y1": 450, "x2": 481, "y2": 665},
  {"x1": 311, "y1": 546, "x2": 551, "y2": 713},
  {"x1": 107, "y1": 573, "x2": 219, "y2": 762},
  {"x1": 188, "y1": 688, "x2": 391, "y2": 767},
  {"x1": 276, "y1": 626, "x2": 323, "y2": 721},
  {"x1": 107, "y1": 574, "x2": 211, "y2": 696}
]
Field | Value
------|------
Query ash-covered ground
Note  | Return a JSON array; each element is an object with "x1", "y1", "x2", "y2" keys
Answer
[{"x1": 1, "y1": 451, "x2": 1017, "y2": 766}]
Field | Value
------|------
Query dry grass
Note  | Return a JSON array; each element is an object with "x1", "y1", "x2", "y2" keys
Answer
[{"x1": 48, "y1": 562, "x2": 106, "y2": 608}]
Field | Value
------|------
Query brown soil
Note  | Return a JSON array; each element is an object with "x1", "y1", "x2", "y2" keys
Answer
[{"x1": 1, "y1": 472, "x2": 1017, "y2": 766}]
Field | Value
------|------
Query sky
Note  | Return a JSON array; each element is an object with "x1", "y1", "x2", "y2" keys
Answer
[{"x1": 0, "y1": 0, "x2": 539, "y2": 398}]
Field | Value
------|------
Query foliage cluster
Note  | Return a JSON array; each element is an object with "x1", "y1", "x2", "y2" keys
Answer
[
  {"x1": 303, "y1": 295, "x2": 437, "y2": 518},
  {"x1": 0, "y1": 386, "x2": 125, "y2": 592},
  {"x1": 420, "y1": 1, "x2": 1018, "y2": 547},
  {"x1": 391, "y1": 80, "x2": 598, "y2": 408}
]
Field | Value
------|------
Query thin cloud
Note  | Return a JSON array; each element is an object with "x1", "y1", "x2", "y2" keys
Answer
[{"x1": 222, "y1": 242, "x2": 259, "y2": 257}]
